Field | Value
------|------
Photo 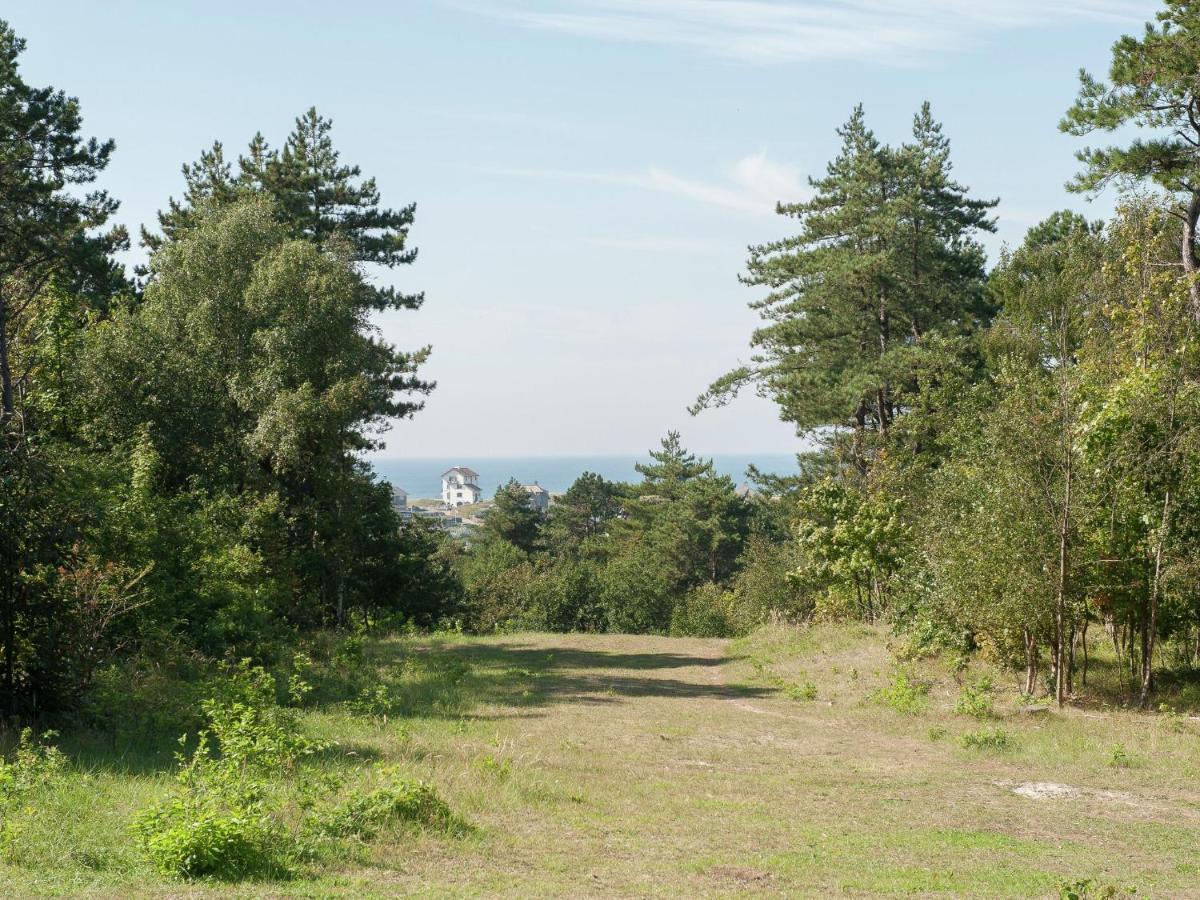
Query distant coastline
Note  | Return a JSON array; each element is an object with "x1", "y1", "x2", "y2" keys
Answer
[{"x1": 369, "y1": 454, "x2": 800, "y2": 500}]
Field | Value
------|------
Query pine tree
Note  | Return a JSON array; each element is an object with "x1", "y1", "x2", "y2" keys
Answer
[
  {"x1": 694, "y1": 105, "x2": 995, "y2": 471},
  {"x1": 145, "y1": 107, "x2": 422, "y2": 310},
  {"x1": 1061, "y1": 0, "x2": 1200, "y2": 320},
  {"x1": 635, "y1": 431, "x2": 713, "y2": 499}
]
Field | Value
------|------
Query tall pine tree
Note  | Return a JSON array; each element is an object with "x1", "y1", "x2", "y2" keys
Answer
[{"x1": 693, "y1": 104, "x2": 995, "y2": 471}]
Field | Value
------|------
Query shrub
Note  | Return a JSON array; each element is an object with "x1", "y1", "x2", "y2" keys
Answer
[
  {"x1": 783, "y1": 680, "x2": 818, "y2": 701},
  {"x1": 132, "y1": 661, "x2": 324, "y2": 880},
  {"x1": 954, "y1": 676, "x2": 995, "y2": 719},
  {"x1": 346, "y1": 684, "x2": 398, "y2": 722},
  {"x1": 731, "y1": 536, "x2": 813, "y2": 628},
  {"x1": 0, "y1": 729, "x2": 67, "y2": 860},
  {"x1": 315, "y1": 770, "x2": 464, "y2": 841},
  {"x1": 960, "y1": 727, "x2": 1013, "y2": 751},
  {"x1": 1108, "y1": 744, "x2": 1134, "y2": 769},
  {"x1": 872, "y1": 671, "x2": 929, "y2": 715},
  {"x1": 133, "y1": 783, "x2": 287, "y2": 881},
  {"x1": 670, "y1": 583, "x2": 735, "y2": 638}
]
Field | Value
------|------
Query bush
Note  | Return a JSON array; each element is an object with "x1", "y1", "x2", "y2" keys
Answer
[
  {"x1": 132, "y1": 661, "x2": 324, "y2": 880},
  {"x1": 954, "y1": 676, "x2": 995, "y2": 719},
  {"x1": 0, "y1": 729, "x2": 67, "y2": 860},
  {"x1": 134, "y1": 793, "x2": 287, "y2": 881},
  {"x1": 872, "y1": 671, "x2": 929, "y2": 715},
  {"x1": 731, "y1": 535, "x2": 813, "y2": 628},
  {"x1": 670, "y1": 583, "x2": 735, "y2": 638},
  {"x1": 599, "y1": 550, "x2": 674, "y2": 634},
  {"x1": 315, "y1": 770, "x2": 464, "y2": 841},
  {"x1": 960, "y1": 727, "x2": 1013, "y2": 751}
]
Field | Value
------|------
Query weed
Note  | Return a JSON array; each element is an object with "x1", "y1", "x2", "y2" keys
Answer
[
  {"x1": 314, "y1": 768, "x2": 465, "y2": 841},
  {"x1": 1157, "y1": 703, "x2": 1187, "y2": 734},
  {"x1": 1108, "y1": 744, "x2": 1134, "y2": 769},
  {"x1": 954, "y1": 677, "x2": 995, "y2": 719},
  {"x1": 0, "y1": 729, "x2": 67, "y2": 860},
  {"x1": 475, "y1": 754, "x2": 513, "y2": 780},
  {"x1": 960, "y1": 727, "x2": 1013, "y2": 751},
  {"x1": 1059, "y1": 877, "x2": 1138, "y2": 899},
  {"x1": 783, "y1": 680, "x2": 818, "y2": 701},
  {"x1": 872, "y1": 671, "x2": 929, "y2": 715},
  {"x1": 927, "y1": 726, "x2": 948, "y2": 741}
]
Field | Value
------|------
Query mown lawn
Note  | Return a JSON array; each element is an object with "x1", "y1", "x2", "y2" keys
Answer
[{"x1": 4, "y1": 625, "x2": 1200, "y2": 897}]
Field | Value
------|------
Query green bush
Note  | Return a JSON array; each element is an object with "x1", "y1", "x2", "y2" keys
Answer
[
  {"x1": 670, "y1": 583, "x2": 735, "y2": 638},
  {"x1": 133, "y1": 791, "x2": 287, "y2": 881},
  {"x1": 0, "y1": 729, "x2": 67, "y2": 859},
  {"x1": 315, "y1": 770, "x2": 464, "y2": 841},
  {"x1": 954, "y1": 676, "x2": 995, "y2": 719},
  {"x1": 132, "y1": 661, "x2": 324, "y2": 880},
  {"x1": 960, "y1": 727, "x2": 1013, "y2": 751},
  {"x1": 872, "y1": 671, "x2": 929, "y2": 715}
]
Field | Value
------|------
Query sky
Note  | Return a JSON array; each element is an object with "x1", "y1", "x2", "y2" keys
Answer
[{"x1": 7, "y1": 0, "x2": 1159, "y2": 458}]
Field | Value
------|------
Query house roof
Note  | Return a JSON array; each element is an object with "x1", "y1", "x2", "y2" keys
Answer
[
  {"x1": 442, "y1": 467, "x2": 479, "y2": 479},
  {"x1": 523, "y1": 483, "x2": 549, "y2": 494}
]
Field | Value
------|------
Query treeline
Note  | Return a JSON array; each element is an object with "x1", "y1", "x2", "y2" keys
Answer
[
  {"x1": 0, "y1": 21, "x2": 442, "y2": 716},
  {"x1": 440, "y1": 433, "x2": 807, "y2": 637},
  {"x1": 696, "y1": 2, "x2": 1200, "y2": 706}
]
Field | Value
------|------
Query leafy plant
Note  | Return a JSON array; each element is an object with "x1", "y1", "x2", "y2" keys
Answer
[
  {"x1": 132, "y1": 661, "x2": 326, "y2": 880},
  {"x1": 954, "y1": 677, "x2": 995, "y2": 719},
  {"x1": 314, "y1": 770, "x2": 464, "y2": 841},
  {"x1": 960, "y1": 727, "x2": 1013, "y2": 751},
  {"x1": 0, "y1": 729, "x2": 67, "y2": 859},
  {"x1": 872, "y1": 671, "x2": 929, "y2": 715}
]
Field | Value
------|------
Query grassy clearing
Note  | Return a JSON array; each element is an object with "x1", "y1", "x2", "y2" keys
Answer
[{"x1": 2, "y1": 625, "x2": 1199, "y2": 896}]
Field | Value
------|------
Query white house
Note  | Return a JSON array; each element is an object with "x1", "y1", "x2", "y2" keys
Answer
[
  {"x1": 523, "y1": 482, "x2": 550, "y2": 513},
  {"x1": 442, "y1": 467, "x2": 482, "y2": 506}
]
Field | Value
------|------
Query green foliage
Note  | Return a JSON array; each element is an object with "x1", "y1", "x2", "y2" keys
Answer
[
  {"x1": 954, "y1": 677, "x2": 996, "y2": 720},
  {"x1": 1108, "y1": 744, "x2": 1135, "y2": 769},
  {"x1": 1058, "y1": 877, "x2": 1138, "y2": 899},
  {"x1": 131, "y1": 661, "x2": 324, "y2": 880},
  {"x1": 0, "y1": 729, "x2": 67, "y2": 858},
  {"x1": 872, "y1": 671, "x2": 929, "y2": 715},
  {"x1": 314, "y1": 770, "x2": 464, "y2": 840},
  {"x1": 695, "y1": 104, "x2": 995, "y2": 471},
  {"x1": 485, "y1": 479, "x2": 543, "y2": 553},
  {"x1": 959, "y1": 727, "x2": 1013, "y2": 751},
  {"x1": 793, "y1": 477, "x2": 908, "y2": 621},
  {"x1": 670, "y1": 583, "x2": 736, "y2": 638}
]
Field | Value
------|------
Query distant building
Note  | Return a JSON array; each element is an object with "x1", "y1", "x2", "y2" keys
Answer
[
  {"x1": 442, "y1": 467, "x2": 482, "y2": 506},
  {"x1": 523, "y1": 482, "x2": 550, "y2": 513},
  {"x1": 391, "y1": 486, "x2": 408, "y2": 509},
  {"x1": 735, "y1": 483, "x2": 760, "y2": 500}
]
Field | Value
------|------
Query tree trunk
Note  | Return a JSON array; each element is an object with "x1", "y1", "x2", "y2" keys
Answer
[
  {"x1": 1081, "y1": 617, "x2": 1090, "y2": 687},
  {"x1": 0, "y1": 290, "x2": 13, "y2": 428},
  {"x1": 1055, "y1": 449, "x2": 1072, "y2": 707},
  {"x1": 1023, "y1": 629, "x2": 1038, "y2": 695},
  {"x1": 1141, "y1": 491, "x2": 1170, "y2": 707},
  {"x1": 1183, "y1": 191, "x2": 1200, "y2": 323}
]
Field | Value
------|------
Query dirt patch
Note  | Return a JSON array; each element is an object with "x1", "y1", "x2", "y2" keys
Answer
[{"x1": 998, "y1": 780, "x2": 1139, "y2": 806}]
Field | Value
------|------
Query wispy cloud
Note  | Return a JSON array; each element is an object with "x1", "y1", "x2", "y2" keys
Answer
[
  {"x1": 487, "y1": 150, "x2": 805, "y2": 215},
  {"x1": 450, "y1": 0, "x2": 1149, "y2": 65}
]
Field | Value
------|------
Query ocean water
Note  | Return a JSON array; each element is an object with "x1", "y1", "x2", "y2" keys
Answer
[{"x1": 368, "y1": 454, "x2": 800, "y2": 500}]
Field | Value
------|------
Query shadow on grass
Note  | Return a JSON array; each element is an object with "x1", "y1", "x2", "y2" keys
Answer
[
  {"x1": 419, "y1": 638, "x2": 768, "y2": 709},
  {"x1": 50, "y1": 633, "x2": 767, "y2": 775}
]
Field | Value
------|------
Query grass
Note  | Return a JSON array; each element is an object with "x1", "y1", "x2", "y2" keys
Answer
[{"x1": 1, "y1": 625, "x2": 1198, "y2": 896}]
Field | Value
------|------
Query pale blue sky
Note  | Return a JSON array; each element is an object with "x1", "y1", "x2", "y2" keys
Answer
[{"x1": 9, "y1": 1, "x2": 1156, "y2": 457}]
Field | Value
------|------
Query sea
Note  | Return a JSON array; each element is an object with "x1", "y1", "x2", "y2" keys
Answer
[{"x1": 368, "y1": 454, "x2": 800, "y2": 501}]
